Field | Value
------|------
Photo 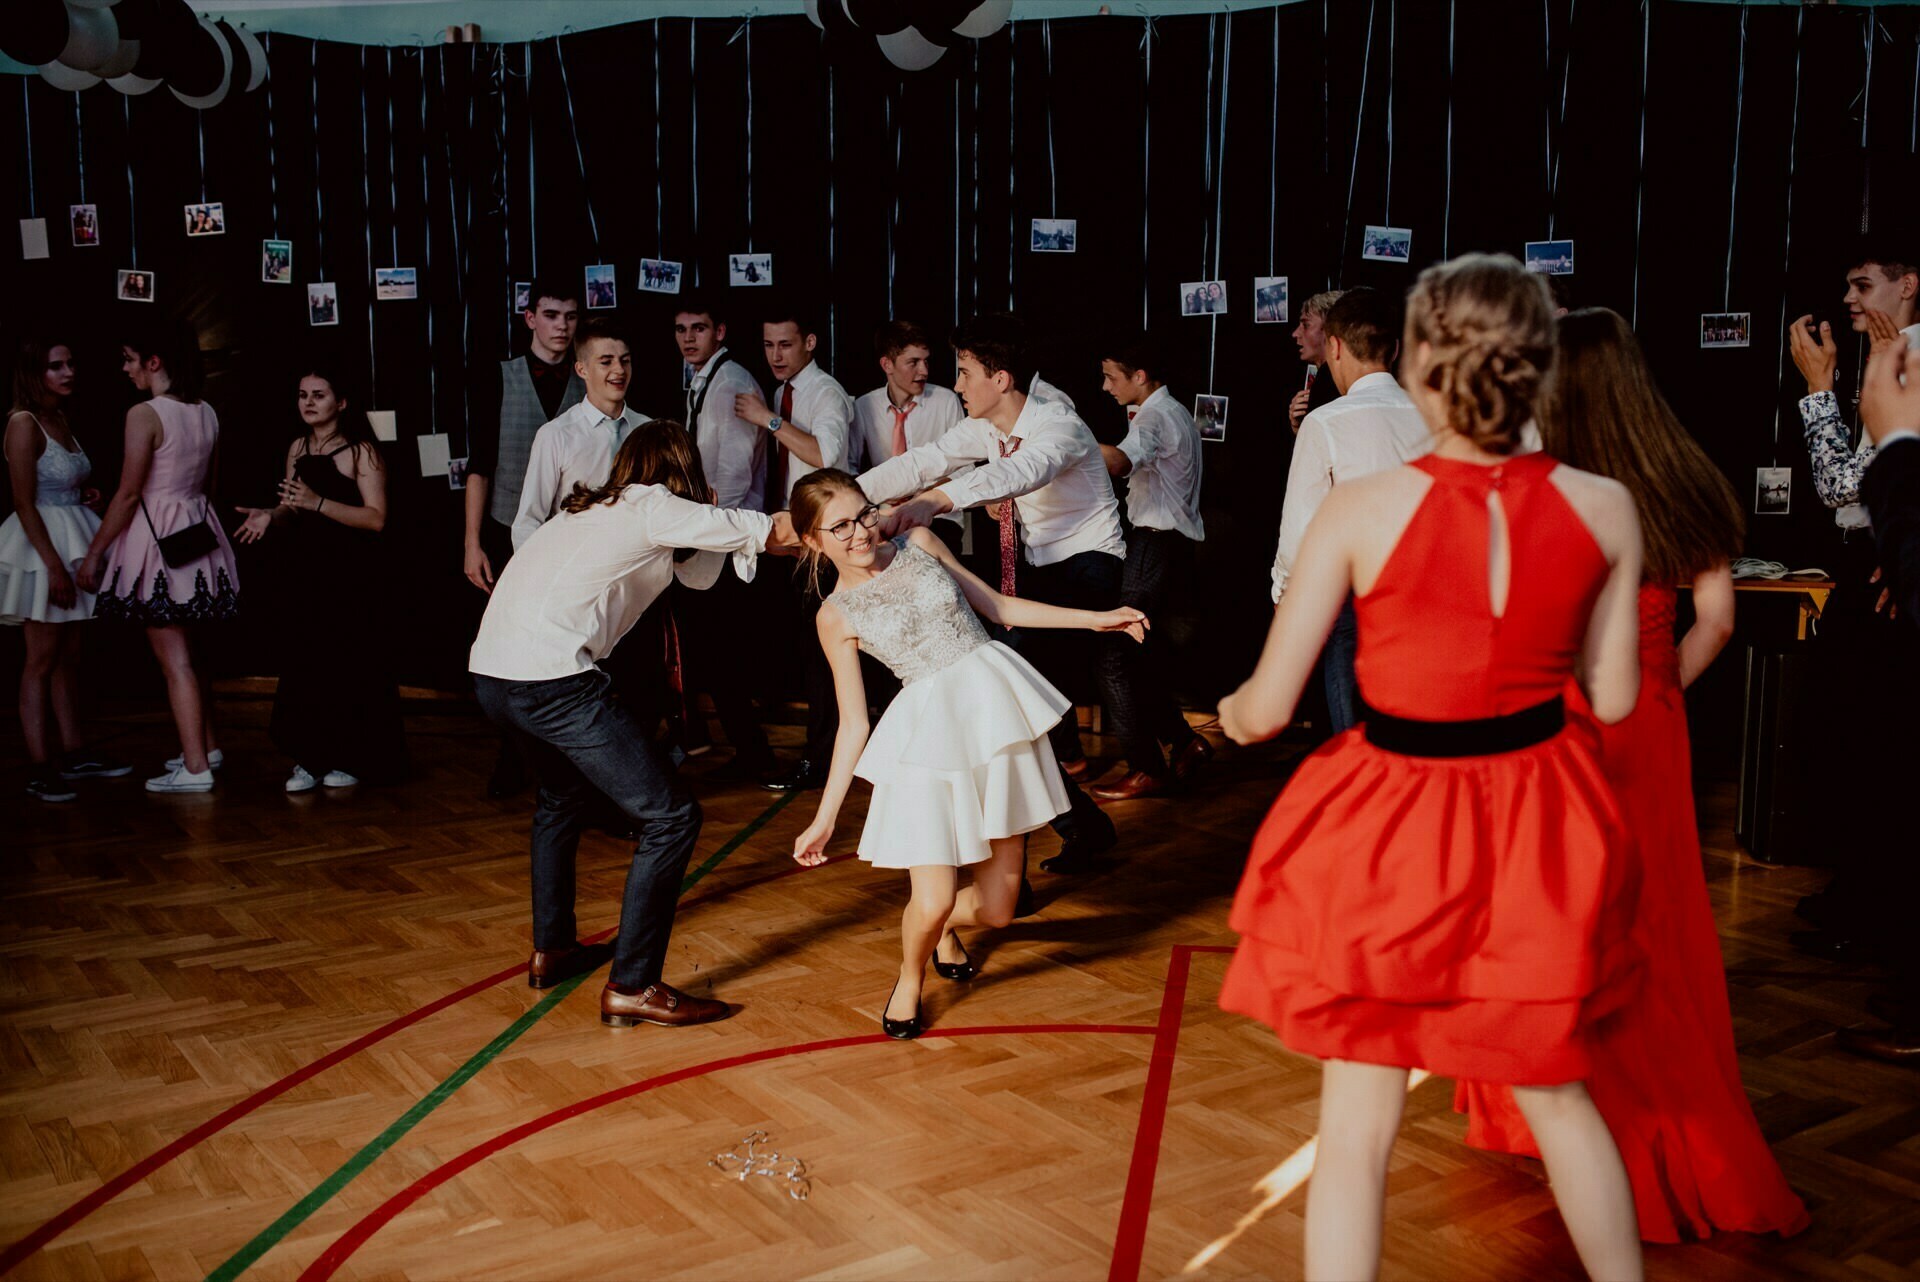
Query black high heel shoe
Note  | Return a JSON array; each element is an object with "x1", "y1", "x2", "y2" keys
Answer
[
  {"x1": 882, "y1": 981, "x2": 923, "y2": 1040},
  {"x1": 932, "y1": 931, "x2": 978, "y2": 982}
]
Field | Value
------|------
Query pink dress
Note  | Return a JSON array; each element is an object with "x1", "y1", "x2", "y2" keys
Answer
[{"x1": 96, "y1": 397, "x2": 240, "y2": 624}]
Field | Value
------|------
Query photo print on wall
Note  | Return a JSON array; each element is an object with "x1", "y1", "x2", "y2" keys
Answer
[
  {"x1": 1254, "y1": 277, "x2": 1289, "y2": 324},
  {"x1": 1361, "y1": 225, "x2": 1412, "y2": 263},
  {"x1": 1030, "y1": 219, "x2": 1076, "y2": 253},
  {"x1": 728, "y1": 253, "x2": 773, "y2": 287},
  {"x1": 585, "y1": 264, "x2": 618, "y2": 309}
]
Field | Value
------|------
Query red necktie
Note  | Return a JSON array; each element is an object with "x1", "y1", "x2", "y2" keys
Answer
[
  {"x1": 889, "y1": 399, "x2": 916, "y2": 457},
  {"x1": 767, "y1": 381, "x2": 792, "y2": 510},
  {"x1": 996, "y1": 436, "x2": 1021, "y2": 597}
]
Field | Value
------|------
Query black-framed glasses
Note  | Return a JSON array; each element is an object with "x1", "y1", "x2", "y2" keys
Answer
[{"x1": 818, "y1": 505, "x2": 882, "y2": 542}]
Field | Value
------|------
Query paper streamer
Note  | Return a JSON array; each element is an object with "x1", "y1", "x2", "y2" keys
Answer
[
  {"x1": 1545, "y1": 0, "x2": 1576, "y2": 239},
  {"x1": 73, "y1": 91, "x2": 86, "y2": 205},
  {"x1": 1208, "y1": 14, "x2": 1231, "y2": 391},
  {"x1": 690, "y1": 24, "x2": 699, "y2": 286},
  {"x1": 525, "y1": 43, "x2": 537, "y2": 279},
  {"x1": 953, "y1": 73, "x2": 961, "y2": 327},
  {"x1": 1383, "y1": 0, "x2": 1394, "y2": 225},
  {"x1": 552, "y1": 36, "x2": 600, "y2": 263},
  {"x1": 360, "y1": 46, "x2": 376, "y2": 394},
  {"x1": 494, "y1": 44, "x2": 508, "y2": 345},
  {"x1": 1267, "y1": 10, "x2": 1278, "y2": 274},
  {"x1": 653, "y1": 20, "x2": 664, "y2": 254},
  {"x1": 121, "y1": 95, "x2": 137, "y2": 266},
  {"x1": 263, "y1": 32, "x2": 278, "y2": 238},
  {"x1": 421, "y1": 48, "x2": 437, "y2": 440},
  {"x1": 1043, "y1": 20, "x2": 1057, "y2": 216},
  {"x1": 1630, "y1": 0, "x2": 1649, "y2": 329},
  {"x1": 742, "y1": 20, "x2": 753, "y2": 250},
  {"x1": 1338, "y1": 0, "x2": 1378, "y2": 287},
  {"x1": 970, "y1": 40, "x2": 980, "y2": 318},
  {"x1": 385, "y1": 48, "x2": 398, "y2": 266},
  {"x1": 1769, "y1": 8, "x2": 1805, "y2": 466},
  {"x1": 195, "y1": 109, "x2": 206, "y2": 204},
  {"x1": 827, "y1": 58, "x2": 837, "y2": 363},
  {"x1": 1143, "y1": 16, "x2": 1155, "y2": 327},
  {"x1": 1321, "y1": 0, "x2": 1331, "y2": 287},
  {"x1": 1723, "y1": 6, "x2": 1746, "y2": 312},
  {"x1": 1443, "y1": 0, "x2": 1455, "y2": 257},
  {"x1": 22, "y1": 80, "x2": 36, "y2": 218},
  {"x1": 1007, "y1": 23, "x2": 1015, "y2": 309}
]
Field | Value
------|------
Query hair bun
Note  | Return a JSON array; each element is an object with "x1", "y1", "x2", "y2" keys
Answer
[{"x1": 1406, "y1": 254, "x2": 1555, "y2": 456}]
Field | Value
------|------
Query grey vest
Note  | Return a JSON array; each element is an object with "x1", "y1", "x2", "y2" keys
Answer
[{"x1": 489, "y1": 356, "x2": 586, "y2": 527}]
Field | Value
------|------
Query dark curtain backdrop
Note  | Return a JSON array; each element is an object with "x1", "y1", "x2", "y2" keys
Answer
[{"x1": 2, "y1": 1, "x2": 1916, "y2": 700}]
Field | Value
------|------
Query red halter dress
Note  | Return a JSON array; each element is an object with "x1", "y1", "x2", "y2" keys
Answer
[{"x1": 1220, "y1": 452, "x2": 1639, "y2": 1084}]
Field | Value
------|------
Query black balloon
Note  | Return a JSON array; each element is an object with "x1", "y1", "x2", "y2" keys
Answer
[
  {"x1": 1, "y1": 0, "x2": 70, "y2": 67},
  {"x1": 166, "y1": 17, "x2": 227, "y2": 95},
  {"x1": 130, "y1": 0, "x2": 194, "y2": 79},
  {"x1": 907, "y1": 0, "x2": 979, "y2": 31},
  {"x1": 845, "y1": 0, "x2": 909, "y2": 36},
  {"x1": 110, "y1": 0, "x2": 161, "y2": 42}
]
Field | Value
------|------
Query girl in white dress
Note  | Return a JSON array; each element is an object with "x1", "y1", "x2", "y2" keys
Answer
[
  {"x1": 788, "y1": 469, "x2": 1146, "y2": 1039},
  {"x1": 0, "y1": 340, "x2": 127, "y2": 801}
]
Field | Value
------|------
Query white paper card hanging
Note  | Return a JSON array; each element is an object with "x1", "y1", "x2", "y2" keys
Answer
[
  {"x1": 416, "y1": 432, "x2": 450, "y2": 478},
  {"x1": 367, "y1": 410, "x2": 398, "y2": 442}
]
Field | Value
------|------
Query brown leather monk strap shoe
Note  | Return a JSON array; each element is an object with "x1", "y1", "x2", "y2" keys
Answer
[
  {"x1": 1090, "y1": 769, "x2": 1168, "y2": 802},
  {"x1": 527, "y1": 941, "x2": 610, "y2": 990},
  {"x1": 601, "y1": 981, "x2": 732, "y2": 1029}
]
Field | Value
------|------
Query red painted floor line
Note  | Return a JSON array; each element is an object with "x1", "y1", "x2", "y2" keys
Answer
[
  {"x1": 299, "y1": 1023, "x2": 1160, "y2": 1282},
  {"x1": 0, "y1": 851, "x2": 851, "y2": 1275},
  {"x1": 1107, "y1": 944, "x2": 1235, "y2": 1282}
]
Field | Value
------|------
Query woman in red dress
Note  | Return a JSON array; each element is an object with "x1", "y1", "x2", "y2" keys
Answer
[
  {"x1": 1455, "y1": 308, "x2": 1809, "y2": 1242},
  {"x1": 1218, "y1": 255, "x2": 1646, "y2": 1281}
]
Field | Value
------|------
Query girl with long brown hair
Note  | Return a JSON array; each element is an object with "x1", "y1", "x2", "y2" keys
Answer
[
  {"x1": 786, "y1": 468, "x2": 1145, "y2": 1040},
  {"x1": 1215, "y1": 255, "x2": 1646, "y2": 1280},
  {"x1": 1457, "y1": 308, "x2": 1808, "y2": 1243}
]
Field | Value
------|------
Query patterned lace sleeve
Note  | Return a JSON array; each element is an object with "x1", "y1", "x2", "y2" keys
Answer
[{"x1": 1798, "y1": 390, "x2": 1873, "y2": 509}]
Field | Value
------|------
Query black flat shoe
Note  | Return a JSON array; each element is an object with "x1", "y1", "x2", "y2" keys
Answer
[
  {"x1": 881, "y1": 981, "x2": 922, "y2": 1040},
  {"x1": 932, "y1": 931, "x2": 978, "y2": 982}
]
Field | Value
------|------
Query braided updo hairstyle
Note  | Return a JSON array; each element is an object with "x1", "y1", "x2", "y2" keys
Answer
[{"x1": 1403, "y1": 253, "x2": 1556, "y2": 455}]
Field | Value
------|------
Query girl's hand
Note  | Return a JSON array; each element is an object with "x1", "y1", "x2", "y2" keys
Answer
[
  {"x1": 75, "y1": 551, "x2": 103, "y2": 594},
  {"x1": 1218, "y1": 688, "x2": 1259, "y2": 746},
  {"x1": 279, "y1": 475, "x2": 319, "y2": 511},
  {"x1": 1093, "y1": 607, "x2": 1149, "y2": 642},
  {"x1": 793, "y1": 815, "x2": 834, "y2": 866},
  {"x1": 46, "y1": 562, "x2": 77, "y2": 611},
  {"x1": 81, "y1": 487, "x2": 104, "y2": 513},
  {"x1": 233, "y1": 506, "x2": 275, "y2": 544}
]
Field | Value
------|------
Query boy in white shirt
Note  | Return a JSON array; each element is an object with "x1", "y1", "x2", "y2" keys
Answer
[{"x1": 511, "y1": 318, "x2": 650, "y2": 550}]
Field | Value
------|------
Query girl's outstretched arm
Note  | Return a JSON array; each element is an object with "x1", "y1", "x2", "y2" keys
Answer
[
  {"x1": 905, "y1": 526, "x2": 1146, "y2": 641},
  {"x1": 793, "y1": 601, "x2": 872, "y2": 866}
]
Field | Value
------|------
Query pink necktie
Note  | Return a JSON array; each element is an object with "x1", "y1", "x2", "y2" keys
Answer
[
  {"x1": 996, "y1": 437, "x2": 1021, "y2": 597},
  {"x1": 890, "y1": 400, "x2": 916, "y2": 457}
]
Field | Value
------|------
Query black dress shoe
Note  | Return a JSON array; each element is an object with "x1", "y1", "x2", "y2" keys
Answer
[
  {"x1": 706, "y1": 754, "x2": 780, "y2": 785},
  {"x1": 882, "y1": 982, "x2": 922, "y2": 1039},
  {"x1": 1796, "y1": 892, "x2": 1842, "y2": 928},
  {"x1": 932, "y1": 931, "x2": 978, "y2": 982},
  {"x1": 1790, "y1": 929, "x2": 1872, "y2": 962},
  {"x1": 1014, "y1": 878, "x2": 1037, "y2": 919},
  {"x1": 762, "y1": 759, "x2": 828, "y2": 792},
  {"x1": 1040, "y1": 816, "x2": 1118, "y2": 874}
]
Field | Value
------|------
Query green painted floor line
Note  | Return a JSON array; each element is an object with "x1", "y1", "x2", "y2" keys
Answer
[{"x1": 205, "y1": 791, "x2": 798, "y2": 1282}]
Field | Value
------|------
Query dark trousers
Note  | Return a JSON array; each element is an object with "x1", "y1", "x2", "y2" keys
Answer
[
  {"x1": 676, "y1": 560, "x2": 773, "y2": 769},
  {"x1": 1118, "y1": 527, "x2": 1200, "y2": 775},
  {"x1": 1322, "y1": 597, "x2": 1360, "y2": 734},
  {"x1": 1019, "y1": 548, "x2": 1127, "y2": 765},
  {"x1": 479, "y1": 517, "x2": 527, "y2": 781},
  {"x1": 475, "y1": 669, "x2": 702, "y2": 989},
  {"x1": 800, "y1": 522, "x2": 961, "y2": 763}
]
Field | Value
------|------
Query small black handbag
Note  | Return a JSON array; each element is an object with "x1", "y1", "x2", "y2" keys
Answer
[{"x1": 141, "y1": 498, "x2": 218, "y2": 568}]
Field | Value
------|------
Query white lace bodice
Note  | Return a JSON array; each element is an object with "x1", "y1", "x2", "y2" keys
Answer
[
  {"x1": 9, "y1": 416, "x2": 90, "y2": 507},
  {"x1": 830, "y1": 538, "x2": 990, "y2": 685}
]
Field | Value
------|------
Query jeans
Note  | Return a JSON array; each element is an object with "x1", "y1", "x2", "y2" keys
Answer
[
  {"x1": 1119, "y1": 527, "x2": 1199, "y2": 775},
  {"x1": 1322, "y1": 596, "x2": 1360, "y2": 734},
  {"x1": 475, "y1": 668, "x2": 703, "y2": 989}
]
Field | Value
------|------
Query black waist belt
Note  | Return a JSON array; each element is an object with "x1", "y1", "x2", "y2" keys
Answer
[{"x1": 1362, "y1": 696, "x2": 1565, "y2": 758}]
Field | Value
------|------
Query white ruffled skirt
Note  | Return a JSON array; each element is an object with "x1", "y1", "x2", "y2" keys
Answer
[
  {"x1": 0, "y1": 504, "x2": 101, "y2": 625},
  {"x1": 855, "y1": 641, "x2": 1072, "y2": 868}
]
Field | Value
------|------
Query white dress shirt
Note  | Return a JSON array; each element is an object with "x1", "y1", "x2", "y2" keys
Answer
[
  {"x1": 511, "y1": 400, "x2": 650, "y2": 550},
  {"x1": 1116, "y1": 386, "x2": 1206, "y2": 541},
  {"x1": 850, "y1": 383, "x2": 969, "y2": 524},
  {"x1": 686, "y1": 346, "x2": 767, "y2": 511},
  {"x1": 771, "y1": 359, "x2": 853, "y2": 505},
  {"x1": 1270, "y1": 371, "x2": 1433, "y2": 602},
  {"x1": 859, "y1": 392, "x2": 1126, "y2": 565},
  {"x1": 1029, "y1": 373, "x2": 1075, "y2": 409},
  {"x1": 473, "y1": 484, "x2": 773, "y2": 682}
]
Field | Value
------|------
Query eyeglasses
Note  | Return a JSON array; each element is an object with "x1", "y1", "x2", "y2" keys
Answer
[{"x1": 818, "y1": 505, "x2": 881, "y2": 542}]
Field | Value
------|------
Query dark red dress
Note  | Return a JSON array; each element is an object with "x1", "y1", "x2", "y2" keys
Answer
[
  {"x1": 1455, "y1": 585, "x2": 1809, "y2": 1241},
  {"x1": 1220, "y1": 452, "x2": 1639, "y2": 1085}
]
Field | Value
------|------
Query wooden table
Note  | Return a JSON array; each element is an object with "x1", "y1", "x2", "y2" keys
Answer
[{"x1": 1679, "y1": 578, "x2": 1835, "y2": 640}]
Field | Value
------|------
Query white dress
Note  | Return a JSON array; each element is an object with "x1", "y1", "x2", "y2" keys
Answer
[
  {"x1": 0, "y1": 415, "x2": 102, "y2": 625},
  {"x1": 833, "y1": 538, "x2": 1072, "y2": 868}
]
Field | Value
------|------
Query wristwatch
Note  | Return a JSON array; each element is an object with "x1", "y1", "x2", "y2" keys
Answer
[{"x1": 765, "y1": 415, "x2": 784, "y2": 434}]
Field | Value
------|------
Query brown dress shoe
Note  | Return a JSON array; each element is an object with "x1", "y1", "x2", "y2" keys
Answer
[
  {"x1": 1090, "y1": 769, "x2": 1167, "y2": 801},
  {"x1": 1837, "y1": 1024, "x2": 1920, "y2": 1068},
  {"x1": 1170, "y1": 734, "x2": 1214, "y2": 782},
  {"x1": 601, "y1": 981, "x2": 732, "y2": 1028},
  {"x1": 527, "y1": 941, "x2": 609, "y2": 990},
  {"x1": 1060, "y1": 756, "x2": 1090, "y2": 780}
]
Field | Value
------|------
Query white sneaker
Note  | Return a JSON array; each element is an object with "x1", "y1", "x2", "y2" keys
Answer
[
  {"x1": 165, "y1": 747, "x2": 224, "y2": 772},
  {"x1": 146, "y1": 766, "x2": 214, "y2": 794},
  {"x1": 285, "y1": 765, "x2": 318, "y2": 793},
  {"x1": 321, "y1": 770, "x2": 359, "y2": 788}
]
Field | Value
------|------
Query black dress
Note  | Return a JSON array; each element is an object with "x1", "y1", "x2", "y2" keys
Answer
[{"x1": 268, "y1": 442, "x2": 408, "y2": 782}]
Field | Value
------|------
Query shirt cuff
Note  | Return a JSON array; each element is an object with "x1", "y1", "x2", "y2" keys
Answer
[
  {"x1": 937, "y1": 473, "x2": 983, "y2": 511},
  {"x1": 1797, "y1": 389, "x2": 1839, "y2": 420},
  {"x1": 1875, "y1": 428, "x2": 1920, "y2": 450}
]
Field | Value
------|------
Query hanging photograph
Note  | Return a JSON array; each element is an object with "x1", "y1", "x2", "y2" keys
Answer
[
  {"x1": 1030, "y1": 218, "x2": 1077, "y2": 253},
  {"x1": 1754, "y1": 466, "x2": 1790, "y2": 515},
  {"x1": 261, "y1": 239, "x2": 292, "y2": 284},
  {"x1": 1180, "y1": 281, "x2": 1229, "y2": 317},
  {"x1": 1361, "y1": 225, "x2": 1413, "y2": 264},
  {"x1": 1701, "y1": 313, "x2": 1750, "y2": 349},
  {"x1": 640, "y1": 258, "x2": 683, "y2": 294},
  {"x1": 375, "y1": 267, "x2": 418, "y2": 301},
  {"x1": 1524, "y1": 240, "x2": 1575, "y2": 276},
  {"x1": 20, "y1": 218, "x2": 50, "y2": 261},
  {"x1": 513, "y1": 281, "x2": 531, "y2": 311},
  {"x1": 728, "y1": 253, "x2": 773, "y2": 287},
  {"x1": 447, "y1": 457, "x2": 469, "y2": 491},
  {"x1": 1254, "y1": 276, "x2": 1290, "y2": 324},
  {"x1": 117, "y1": 269, "x2": 155, "y2": 303},
  {"x1": 585, "y1": 263, "x2": 618, "y2": 309},
  {"x1": 70, "y1": 205, "x2": 99, "y2": 247},
  {"x1": 183, "y1": 203, "x2": 226, "y2": 237},
  {"x1": 307, "y1": 282, "x2": 340, "y2": 327},
  {"x1": 1193, "y1": 394, "x2": 1229, "y2": 443}
]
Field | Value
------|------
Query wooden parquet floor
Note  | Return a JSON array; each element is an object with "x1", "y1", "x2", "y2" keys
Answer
[{"x1": 1, "y1": 698, "x2": 1915, "y2": 1281}]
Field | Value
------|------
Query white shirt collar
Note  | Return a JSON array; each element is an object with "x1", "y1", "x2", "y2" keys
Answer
[
  {"x1": 692, "y1": 346, "x2": 729, "y2": 378},
  {"x1": 1138, "y1": 385, "x2": 1171, "y2": 415},
  {"x1": 1344, "y1": 370, "x2": 1400, "y2": 398}
]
